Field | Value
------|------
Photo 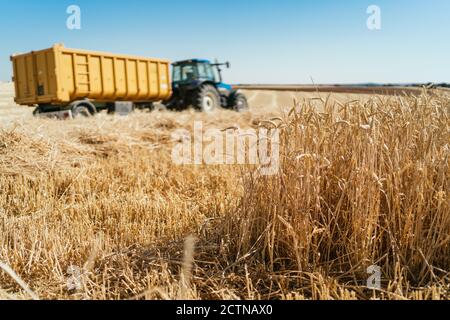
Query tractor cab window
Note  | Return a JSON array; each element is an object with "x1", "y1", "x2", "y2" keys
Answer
[
  {"x1": 172, "y1": 62, "x2": 220, "y2": 83},
  {"x1": 173, "y1": 64, "x2": 196, "y2": 82},
  {"x1": 173, "y1": 66, "x2": 181, "y2": 82},
  {"x1": 197, "y1": 63, "x2": 218, "y2": 82}
]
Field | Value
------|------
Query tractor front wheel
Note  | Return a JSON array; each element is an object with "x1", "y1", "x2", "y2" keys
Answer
[{"x1": 228, "y1": 91, "x2": 249, "y2": 112}]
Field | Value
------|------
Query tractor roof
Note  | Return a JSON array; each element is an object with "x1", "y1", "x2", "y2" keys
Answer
[{"x1": 172, "y1": 59, "x2": 211, "y2": 66}]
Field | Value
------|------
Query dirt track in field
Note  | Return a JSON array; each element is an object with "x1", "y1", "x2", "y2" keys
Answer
[{"x1": 235, "y1": 84, "x2": 425, "y2": 95}]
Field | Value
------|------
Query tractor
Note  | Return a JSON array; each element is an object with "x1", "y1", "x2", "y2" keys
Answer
[{"x1": 163, "y1": 59, "x2": 248, "y2": 112}]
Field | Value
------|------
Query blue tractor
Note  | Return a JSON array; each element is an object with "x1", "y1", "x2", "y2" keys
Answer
[{"x1": 163, "y1": 59, "x2": 248, "y2": 112}]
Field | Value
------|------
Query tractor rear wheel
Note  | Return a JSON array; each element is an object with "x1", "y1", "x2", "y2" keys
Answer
[{"x1": 193, "y1": 85, "x2": 220, "y2": 112}]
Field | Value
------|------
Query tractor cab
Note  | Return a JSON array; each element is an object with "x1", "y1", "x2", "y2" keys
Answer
[
  {"x1": 165, "y1": 59, "x2": 248, "y2": 112},
  {"x1": 172, "y1": 59, "x2": 232, "y2": 91}
]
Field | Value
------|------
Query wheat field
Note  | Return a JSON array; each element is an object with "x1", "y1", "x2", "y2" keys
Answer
[{"x1": 0, "y1": 82, "x2": 448, "y2": 300}]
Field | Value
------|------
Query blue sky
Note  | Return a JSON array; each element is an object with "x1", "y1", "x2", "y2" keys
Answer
[{"x1": 1, "y1": 0, "x2": 449, "y2": 84}]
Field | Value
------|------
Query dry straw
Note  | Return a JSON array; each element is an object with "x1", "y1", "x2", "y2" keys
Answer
[{"x1": 0, "y1": 89, "x2": 448, "y2": 299}]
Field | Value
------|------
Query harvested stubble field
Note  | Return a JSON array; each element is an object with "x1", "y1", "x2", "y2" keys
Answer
[{"x1": 0, "y1": 82, "x2": 449, "y2": 300}]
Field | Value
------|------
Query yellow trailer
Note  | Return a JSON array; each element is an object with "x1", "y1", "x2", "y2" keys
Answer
[{"x1": 11, "y1": 44, "x2": 171, "y2": 115}]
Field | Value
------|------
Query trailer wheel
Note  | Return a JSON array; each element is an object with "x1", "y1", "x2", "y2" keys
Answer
[
  {"x1": 72, "y1": 105, "x2": 92, "y2": 118},
  {"x1": 228, "y1": 91, "x2": 249, "y2": 112},
  {"x1": 33, "y1": 106, "x2": 42, "y2": 116},
  {"x1": 70, "y1": 100, "x2": 96, "y2": 118},
  {"x1": 193, "y1": 85, "x2": 220, "y2": 112},
  {"x1": 153, "y1": 103, "x2": 167, "y2": 112}
]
